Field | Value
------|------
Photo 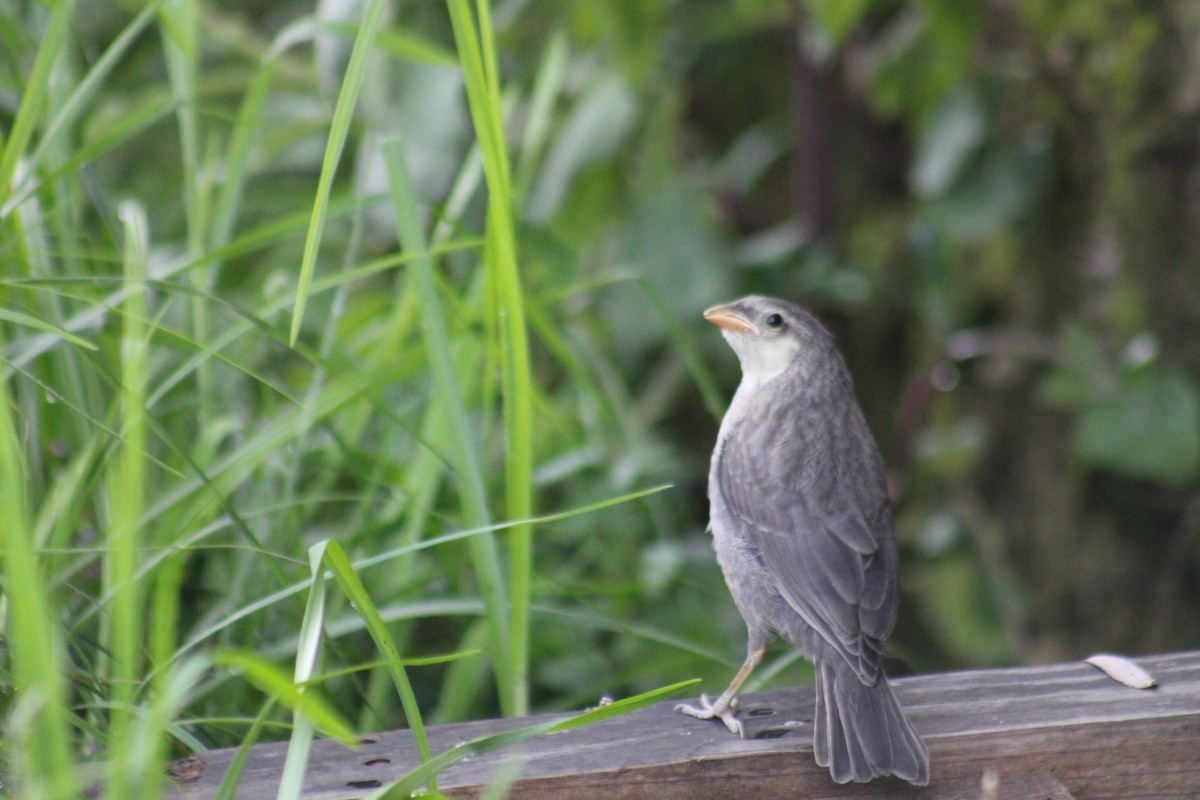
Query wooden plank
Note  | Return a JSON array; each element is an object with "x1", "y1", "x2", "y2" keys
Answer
[{"x1": 166, "y1": 651, "x2": 1200, "y2": 799}]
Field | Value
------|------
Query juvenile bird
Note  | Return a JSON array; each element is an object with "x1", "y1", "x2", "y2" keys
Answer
[{"x1": 676, "y1": 295, "x2": 929, "y2": 785}]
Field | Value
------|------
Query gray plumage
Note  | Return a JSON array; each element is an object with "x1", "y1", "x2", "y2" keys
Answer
[{"x1": 676, "y1": 295, "x2": 929, "y2": 785}]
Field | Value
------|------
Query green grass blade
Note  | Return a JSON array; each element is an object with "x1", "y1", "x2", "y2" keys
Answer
[
  {"x1": 259, "y1": 537, "x2": 439, "y2": 795},
  {"x1": 214, "y1": 651, "x2": 357, "y2": 746},
  {"x1": 158, "y1": 0, "x2": 202, "y2": 254},
  {"x1": 157, "y1": 0, "x2": 213, "y2": 430},
  {"x1": 382, "y1": 134, "x2": 513, "y2": 714},
  {"x1": 273, "y1": 541, "x2": 336, "y2": 800},
  {"x1": 0, "y1": 307, "x2": 97, "y2": 350},
  {"x1": 143, "y1": 550, "x2": 190, "y2": 800},
  {"x1": 0, "y1": 0, "x2": 78, "y2": 210},
  {"x1": 103, "y1": 200, "x2": 151, "y2": 799},
  {"x1": 445, "y1": 0, "x2": 536, "y2": 718},
  {"x1": 0, "y1": 329, "x2": 75, "y2": 799},
  {"x1": 289, "y1": 0, "x2": 388, "y2": 345},
  {"x1": 309, "y1": 650, "x2": 482, "y2": 683},
  {"x1": 318, "y1": 540, "x2": 435, "y2": 789}
]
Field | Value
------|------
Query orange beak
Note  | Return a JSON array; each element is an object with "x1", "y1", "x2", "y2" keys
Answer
[{"x1": 703, "y1": 303, "x2": 758, "y2": 335}]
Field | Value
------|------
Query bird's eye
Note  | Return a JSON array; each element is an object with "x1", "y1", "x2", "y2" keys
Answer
[{"x1": 765, "y1": 313, "x2": 784, "y2": 329}]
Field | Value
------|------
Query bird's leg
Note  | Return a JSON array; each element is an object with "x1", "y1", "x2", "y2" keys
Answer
[{"x1": 675, "y1": 644, "x2": 767, "y2": 737}]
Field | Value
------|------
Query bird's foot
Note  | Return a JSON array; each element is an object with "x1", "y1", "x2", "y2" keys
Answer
[{"x1": 675, "y1": 694, "x2": 744, "y2": 737}]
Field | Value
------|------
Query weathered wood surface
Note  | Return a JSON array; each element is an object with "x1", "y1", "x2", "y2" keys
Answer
[{"x1": 168, "y1": 651, "x2": 1200, "y2": 799}]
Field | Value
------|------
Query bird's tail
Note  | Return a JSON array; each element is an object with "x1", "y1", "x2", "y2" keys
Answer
[{"x1": 814, "y1": 659, "x2": 930, "y2": 785}]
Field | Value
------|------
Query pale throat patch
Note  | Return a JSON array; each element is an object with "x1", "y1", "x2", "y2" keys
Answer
[{"x1": 723, "y1": 329, "x2": 802, "y2": 390}]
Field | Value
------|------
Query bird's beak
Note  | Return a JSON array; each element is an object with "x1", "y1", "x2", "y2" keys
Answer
[{"x1": 703, "y1": 303, "x2": 758, "y2": 335}]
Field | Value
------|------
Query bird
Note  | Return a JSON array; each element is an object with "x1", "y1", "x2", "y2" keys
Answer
[{"x1": 675, "y1": 295, "x2": 930, "y2": 785}]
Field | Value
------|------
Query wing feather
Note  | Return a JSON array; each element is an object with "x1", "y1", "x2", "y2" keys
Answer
[{"x1": 715, "y1": 379, "x2": 898, "y2": 684}]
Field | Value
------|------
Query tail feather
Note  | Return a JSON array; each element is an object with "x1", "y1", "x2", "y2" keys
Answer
[{"x1": 814, "y1": 660, "x2": 930, "y2": 785}]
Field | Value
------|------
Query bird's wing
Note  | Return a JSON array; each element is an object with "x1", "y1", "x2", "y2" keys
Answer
[{"x1": 715, "y1": 391, "x2": 897, "y2": 684}]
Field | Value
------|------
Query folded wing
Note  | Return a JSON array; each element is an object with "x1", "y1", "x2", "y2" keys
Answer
[{"x1": 714, "y1": 388, "x2": 898, "y2": 684}]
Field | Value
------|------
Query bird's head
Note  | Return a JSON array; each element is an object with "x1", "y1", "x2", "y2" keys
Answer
[{"x1": 703, "y1": 296, "x2": 833, "y2": 388}]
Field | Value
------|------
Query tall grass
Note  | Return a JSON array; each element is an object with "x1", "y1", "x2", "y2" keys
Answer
[
  {"x1": 0, "y1": 2, "x2": 725, "y2": 798},
  {"x1": 0, "y1": 328, "x2": 75, "y2": 800},
  {"x1": 101, "y1": 201, "x2": 151, "y2": 798},
  {"x1": 443, "y1": 0, "x2": 536, "y2": 718}
]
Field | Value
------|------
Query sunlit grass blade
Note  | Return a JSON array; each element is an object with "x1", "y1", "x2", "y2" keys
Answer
[
  {"x1": 158, "y1": 0, "x2": 201, "y2": 254},
  {"x1": 274, "y1": 542, "x2": 332, "y2": 800},
  {"x1": 445, "y1": 0, "x2": 536, "y2": 718},
  {"x1": 363, "y1": 679, "x2": 700, "y2": 799},
  {"x1": 318, "y1": 540, "x2": 435, "y2": 783},
  {"x1": 0, "y1": 334, "x2": 75, "y2": 799},
  {"x1": 214, "y1": 651, "x2": 357, "y2": 747},
  {"x1": 157, "y1": 0, "x2": 214, "y2": 432},
  {"x1": 382, "y1": 134, "x2": 513, "y2": 713},
  {"x1": 142, "y1": 548, "x2": 193, "y2": 800},
  {"x1": 310, "y1": 650, "x2": 482, "y2": 683},
  {"x1": 263, "y1": 537, "x2": 439, "y2": 797},
  {"x1": 290, "y1": 0, "x2": 388, "y2": 345},
  {"x1": 103, "y1": 200, "x2": 151, "y2": 799},
  {"x1": 0, "y1": 0, "x2": 78, "y2": 210},
  {"x1": 0, "y1": 307, "x2": 97, "y2": 351}
]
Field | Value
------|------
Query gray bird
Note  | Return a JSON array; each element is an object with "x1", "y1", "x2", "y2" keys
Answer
[{"x1": 676, "y1": 295, "x2": 929, "y2": 785}]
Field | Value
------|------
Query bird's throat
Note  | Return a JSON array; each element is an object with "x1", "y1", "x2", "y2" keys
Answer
[{"x1": 725, "y1": 330, "x2": 800, "y2": 391}]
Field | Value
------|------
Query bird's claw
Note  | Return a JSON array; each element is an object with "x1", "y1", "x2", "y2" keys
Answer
[{"x1": 675, "y1": 694, "x2": 744, "y2": 737}]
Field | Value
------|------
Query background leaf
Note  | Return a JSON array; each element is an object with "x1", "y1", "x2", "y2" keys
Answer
[{"x1": 1077, "y1": 367, "x2": 1200, "y2": 486}]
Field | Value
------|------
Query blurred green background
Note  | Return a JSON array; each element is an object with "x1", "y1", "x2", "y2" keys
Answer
[{"x1": 2, "y1": 0, "x2": 1199, "y2": 788}]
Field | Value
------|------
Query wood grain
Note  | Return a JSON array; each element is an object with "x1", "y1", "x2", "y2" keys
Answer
[{"x1": 166, "y1": 650, "x2": 1200, "y2": 799}]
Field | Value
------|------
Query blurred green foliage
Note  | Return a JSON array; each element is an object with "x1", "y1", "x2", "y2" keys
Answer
[{"x1": 2, "y1": 0, "x2": 1199, "y2": 791}]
